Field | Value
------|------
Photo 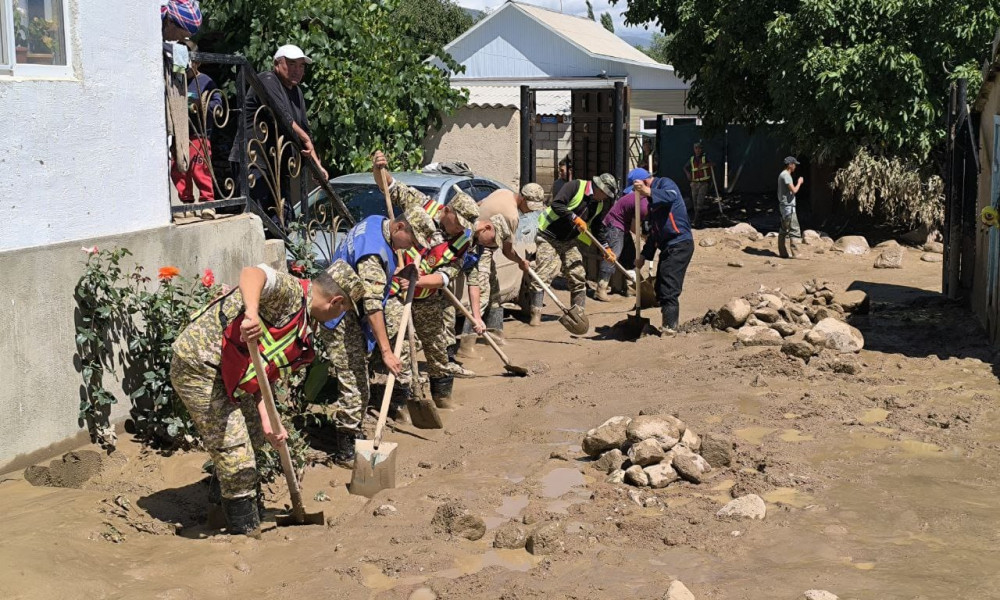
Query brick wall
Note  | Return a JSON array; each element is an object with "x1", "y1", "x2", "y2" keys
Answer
[{"x1": 533, "y1": 117, "x2": 572, "y2": 197}]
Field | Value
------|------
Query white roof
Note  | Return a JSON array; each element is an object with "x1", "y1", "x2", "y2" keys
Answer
[
  {"x1": 462, "y1": 86, "x2": 571, "y2": 115},
  {"x1": 514, "y1": 2, "x2": 663, "y2": 68}
]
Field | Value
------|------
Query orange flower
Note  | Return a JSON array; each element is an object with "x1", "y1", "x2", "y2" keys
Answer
[
  {"x1": 158, "y1": 266, "x2": 181, "y2": 281},
  {"x1": 201, "y1": 268, "x2": 215, "y2": 287}
]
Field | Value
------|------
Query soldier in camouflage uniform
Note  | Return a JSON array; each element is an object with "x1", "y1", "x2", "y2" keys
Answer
[
  {"x1": 314, "y1": 205, "x2": 434, "y2": 459},
  {"x1": 529, "y1": 173, "x2": 619, "y2": 327},
  {"x1": 372, "y1": 152, "x2": 504, "y2": 410},
  {"x1": 170, "y1": 260, "x2": 364, "y2": 536}
]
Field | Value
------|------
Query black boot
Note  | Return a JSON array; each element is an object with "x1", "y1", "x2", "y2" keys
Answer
[
  {"x1": 206, "y1": 474, "x2": 226, "y2": 529},
  {"x1": 571, "y1": 290, "x2": 587, "y2": 310},
  {"x1": 485, "y1": 306, "x2": 505, "y2": 340},
  {"x1": 332, "y1": 428, "x2": 360, "y2": 467},
  {"x1": 661, "y1": 305, "x2": 679, "y2": 336},
  {"x1": 390, "y1": 385, "x2": 412, "y2": 425},
  {"x1": 223, "y1": 495, "x2": 261, "y2": 538},
  {"x1": 429, "y1": 376, "x2": 456, "y2": 409}
]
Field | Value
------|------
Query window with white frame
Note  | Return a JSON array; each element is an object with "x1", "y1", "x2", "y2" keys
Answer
[{"x1": 1, "y1": 0, "x2": 72, "y2": 77}]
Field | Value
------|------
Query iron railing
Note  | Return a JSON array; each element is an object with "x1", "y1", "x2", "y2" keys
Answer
[{"x1": 166, "y1": 51, "x2": 355, "y2": 250}]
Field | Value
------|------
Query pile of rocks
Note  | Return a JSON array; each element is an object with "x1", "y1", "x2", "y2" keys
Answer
[
  {"x1": 583, "y1": 414, "x2": 731, "y2": 489},
  {"x1": 711, "y1": 279, "x2": 866, "y2": 359}
]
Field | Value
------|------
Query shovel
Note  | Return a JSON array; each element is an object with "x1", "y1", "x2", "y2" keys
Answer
[
  {"x1": 247, "y1": 343, "x2": 324, "y2": 527},
  {"x1": 349, "y1": 265, "x2": 417, "y2": 497},
  {"x1": 579, "y1": 227, "x2": 656, "y2": 307},
  {"x1": 525, "y1": 266, "x2": 589, "y2": 335},
  {"x1": 375, "y1": 163, "x2": 442, "y2": 430},
  {"x1": 619, "y1": 192, "x2": 653, "y2": 339},
  {"x1": 441, "y1": 287, "x2": 529, "y2": 377}
]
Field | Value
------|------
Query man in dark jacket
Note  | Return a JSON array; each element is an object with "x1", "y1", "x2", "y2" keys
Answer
[
  {"x1": 634, "y1": 177, "x2": 694, "y2": 335},
  {"x1": 529, "y1": 173, "x2": 619, "y2": 326}
]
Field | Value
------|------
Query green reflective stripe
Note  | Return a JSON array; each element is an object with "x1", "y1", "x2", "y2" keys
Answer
[
  {"x1": 538, "y1": 181, "x2": 587, "y2": 231},
  {"x1": 238, "y1": 328, "x2": 300, "y2": 385}
]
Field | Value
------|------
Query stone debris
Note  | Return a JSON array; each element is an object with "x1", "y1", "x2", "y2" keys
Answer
[
  {"x1": 812, "y1": 318, "x2": 864, "y2": 353},
  {"x1": 493, "y1": 521, "x2": 528, "y2": 549},
  {"x1": 923, "y1": 241, "x2": 944, "y2": 254},
  {"x1": 699, "y1": 236, "x2": 718, "y2": 248},
  {"x1": 737, "y1": 325, "x2": 783, "y2": 346},
  {"x1": 802, "y1": 591, "x2": 839, "y2": 600},
  {"x1": 582, "y1": 416, "x2": 632, "y2": 457},
  {"x1": 373, "y1": 504, "x2": 397, "y2": 517},
  {"x1": 717, "y1": 494, "x2": 767, "y2": 520},
  {"x1": 873, "y1": 245, "x2": 904, "y2": 269},
  {"x1": 921, "y1": 253, "x2": 943, "y2": 263},
  {"x1": 584, "y1": 415, "x2": 715, "y2": 491},
  {"x1": 718, "y1": 298, "x2": 753, "y2": 329},
  {"x1": 665, "y1": 580, "x2": 696, "y2": 600},
  {"x1": 724, "y1": 222, "x2": 759, "y2": 237},
  {"x1": 526, "y1": 521, "x2": 563, "y2": 555},
  {"x1": 832, "y1": 235, "x2": 870, "y2": 255},
  {"x1": 431, "y1": 502, "x2": 486, "y2": 541}
]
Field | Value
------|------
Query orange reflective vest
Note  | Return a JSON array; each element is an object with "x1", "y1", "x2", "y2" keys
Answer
[{"x1": 690, "y1": 156, "x2": 712, "y2": 182}]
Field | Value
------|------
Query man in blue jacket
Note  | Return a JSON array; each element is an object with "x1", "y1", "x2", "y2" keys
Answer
[{"x1": 633, "y1": 177, "x2": 694, "y2": 336}]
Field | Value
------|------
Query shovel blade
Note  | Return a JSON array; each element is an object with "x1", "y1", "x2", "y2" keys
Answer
[
  {"x1": 406, "y1": 395, "x2": 444, "y2": 429},
  {"x1": 503, "y1": 364, "x2": 530, "y2": 377},
  {"x1": 275, "y1": 511, "x2": 325, "y2": 527},
  {"x1": 620, "y1": 314, "x2": 652, "y2": 340},
  {"x1": 638, "y1": 281, "x2": 657, "y2": 309},
  {"x1": 349, "y1": 440, "x2": 398, "y2": 497},
  {"x1": 558, "y1": 306, "x2": 590, "y2": 335}
]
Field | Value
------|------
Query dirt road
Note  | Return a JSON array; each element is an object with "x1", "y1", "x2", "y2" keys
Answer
[{"x1": 2, "y1": 230, "x2": 998, "y2": 600}]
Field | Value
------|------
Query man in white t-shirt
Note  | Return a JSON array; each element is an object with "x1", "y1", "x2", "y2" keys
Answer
[{"x1": 777, "y1": 156, "x2": 804, "y2": 259}]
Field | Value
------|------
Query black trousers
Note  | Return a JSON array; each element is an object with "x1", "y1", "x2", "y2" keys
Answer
[{"x1": 654, "y1": 240, "x2": 694, "y2": 329}]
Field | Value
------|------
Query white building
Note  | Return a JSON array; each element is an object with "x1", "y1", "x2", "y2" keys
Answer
[
  {"x1": 0, "y1": 1, "x2": 271, "y2": 471},
  {"x1": 424, "y1": 1, "x2": 695, "y2": 191}
]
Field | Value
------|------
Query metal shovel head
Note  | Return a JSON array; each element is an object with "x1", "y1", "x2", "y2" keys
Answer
[
  {"x1": 503, "y1": 363, "x2": 530, "y2": 377},
  {"x1": 559, "y1": 305, "x2": 590, "y2": 335},
  {"x1": 638, "y1": 280, "x2": 658, "y2": 309},
  {"x1": 618, "y1": 313, "x2": 652, "y2": 340},
  {"x1": 406, "y1": 394, "x2": 444, "y2": 429},
  {"x1": 275, "y1": 506, "x2": 325, "y2": 527},
  {"x1": 349, "y1": 440, "x2": 398, "y2": 497}
]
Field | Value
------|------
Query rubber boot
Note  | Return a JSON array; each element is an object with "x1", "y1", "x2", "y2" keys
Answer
[
  {"x1": 485, "y1": 307, "x2": 505, "y2": 345},
  {"x1": 571, "y1": 290, "x2": 587, "y2": 310},
  {"x1": 457, "y1": 333, "x2": 479, "y2": 358},
  {"x1": 660, "y1": 306, "x2": 679, "y2": 337},
  {"x1": 332, "y1": 427, "x2": 360, "y2": 467},
  {"x1": 207, "y1": 474, "x2": 226, "y2": 529},
  {"x1": 528, "y1": 291, "x2": 544, "y2": 327},
  {"x1": 223, "y1": 495, "x2": 261, "y2": 538},
  {"x1": 429, "y1": 376, "x2": 456, "y2": 409},
  {"x1": 594, "y1": 280, "x2": 611, "y2": 302},
  {"x1": 390, "y1": 385, "x2": 412, "y2": 425}
]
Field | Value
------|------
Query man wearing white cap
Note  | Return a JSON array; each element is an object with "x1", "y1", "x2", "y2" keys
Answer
[{"x1": 230, "y1": 44, "x2": 328, "y2": 232}]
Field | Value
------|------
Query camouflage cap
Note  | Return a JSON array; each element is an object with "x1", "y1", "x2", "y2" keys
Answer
[
  {"x1": 488, "y1": 213, "x2": 513, "y2": 246},
  {"x1": 520, "y1": 183, "x2": 545, "y2": 204},
  {"x1": 448, "y1": 189, "x2": 480, "y2": 230},
  {"x1": 402, "y1": 204, "x2": 436, "y2": 250},
  {"x1": 592, "y1": 173, "x2": 620, "y2": 200},
  {"x1": 325, "y1": 259, "x2": 365, "y2": 311}
]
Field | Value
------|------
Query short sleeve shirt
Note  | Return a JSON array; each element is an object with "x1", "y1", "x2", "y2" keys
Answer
[{"x1": 778, "y1": 170, "x2": 796, "y2": 209}]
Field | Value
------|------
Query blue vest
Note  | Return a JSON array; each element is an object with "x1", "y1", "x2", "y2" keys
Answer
[{"x1": 323, "y1": 215, "x2": 396, "y2": 352}]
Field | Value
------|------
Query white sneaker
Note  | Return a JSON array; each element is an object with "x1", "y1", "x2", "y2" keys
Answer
[{"x1": 199, "y1": 208, "x2": 217, "y2": 220}]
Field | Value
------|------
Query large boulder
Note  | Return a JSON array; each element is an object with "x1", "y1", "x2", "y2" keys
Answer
[
  {"x1": 832, "y1": 235, "x2": 871, "y2": 255},
  {"x1": 718, "y1": 298, "x2": 753, "y2": 329},
  {"x1": 624, "y1": 465, "x2": 650, "y2": 487},
  {"x1": 493, "y1": 522, "x2": 528, "y2": 549},
  {"x1": 923, "y1": 241, "x2": 944, "y2": 254},
  {"x1": 782, "y1": 339, "x2": 816, "y2": 361},
  {"x1": 591, "y1": 448, "x2": 625, "y2": 474},
  {"x1": 874, "y1": 246, "x2": 904, "y2": 269},
  {"x1": 771, "y1": 321, "x2": 799, "y2": 337},
  {"x1": 644, "y1": 463, "x2": 680, "y2": 489},
  {"x1": 673, "y1": 453, "x2": 712, "y2": 483},
  {"x1": 628, "y1": 438, "x2": 666, "y2": 467},
  {"x1": 526, "y1": 521, "x2": 563, "y2": 555},
  {"x1": 680, "y1": 428, "x2": 701, "y2": 452},
  {"x1": 699, "y1": 434, "x2": 733, "y2": 468},
  {"x1": 921, "y1": 253, "x2": 943, "y2": 263},
  {"x1": 812, "y1": 318, "x2": 865, "y2": 353},
  {"x1": 582, "y1": 416, "x2": 631, "y2": 457},
  {"x1": 737, "y1": 325, "x2": 783, "y2": 346},
  {"x1": 717, "y1": 494, "x2": 766, "y2": 520},
  {"x1": 725, "y1": 222, "x2": 759, "y2": 237},
  {"x1": 626, "y1": 415, "x2": 686, "y2": 449},
  {"x1": 753, "y1": 308, "x2": 781, "y2": 323},
  {"x1": 833, "y1": 290, "x2": 869, "y2": 314}
]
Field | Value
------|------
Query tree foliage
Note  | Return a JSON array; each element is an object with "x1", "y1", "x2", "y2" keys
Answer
[
  {"x1": 618, "y1": 0, "x2": 999, "y2": 165},
  {"x1": 586, "y1": 0, "x2": 596, "y2": 20},
  {"x1": 198, "y1": 0, "x2": 467, "y2": 175},
  {"x1": 638, "y1": 31, "x2": 669, "y2": 64},
  {"x1": 601, "y1": 12, "x2": 615, "y2": 33},
  {"x1": 391, "y1": 0, "x2": 475, "y2": 51},
  {"x1": 833, "y1": 149, "x2": 944, "y2": 227}
]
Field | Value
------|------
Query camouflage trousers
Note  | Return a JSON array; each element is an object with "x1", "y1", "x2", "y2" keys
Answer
[
  {"x1": 324, "y1": 311, "x2": 372, "y2": 431},
  {"x1": 476, "y1": 247, "x2": 501, "y2": 315},
  {"x1": 531, "y1": 235, "x2": 587, "y2": 295},
  {"x1": 371, "y1": 296, "x2": 412, "y2": 384},
  {"x1": 170, "y1": 356, "x2": 263, "y2": 500},
  {"x1": 374, "y1": 293, "x2": 465, "y2": 379}
]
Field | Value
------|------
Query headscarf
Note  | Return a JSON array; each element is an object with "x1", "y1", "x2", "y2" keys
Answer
[{"x1": 161, "y1": 0, "x2": 202, "y2": 36}]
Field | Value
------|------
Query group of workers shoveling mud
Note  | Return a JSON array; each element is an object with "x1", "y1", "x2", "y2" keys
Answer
[{"x1": 170, "y1": 149, "x2": 714, "y2": 538}]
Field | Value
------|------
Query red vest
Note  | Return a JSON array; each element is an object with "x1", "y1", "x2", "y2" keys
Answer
[
  {"x1": 390, "y1": 229, "x2": 473, "y2": 300},
  {"x1": 219, "y1": 279, "x2": 315, "y2": 401}
]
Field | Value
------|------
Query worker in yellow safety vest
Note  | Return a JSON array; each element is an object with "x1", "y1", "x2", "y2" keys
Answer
[
  {"x1": 528, "y1": 173, "x2": 619, "y2": 326},
  {"x1": 683, "y1": 141, "x2": 714, "y2": 228}
]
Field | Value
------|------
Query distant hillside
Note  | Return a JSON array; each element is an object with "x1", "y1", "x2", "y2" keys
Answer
[{"x1": 462, "y1": 7, "x2": 484, "y2": 21}]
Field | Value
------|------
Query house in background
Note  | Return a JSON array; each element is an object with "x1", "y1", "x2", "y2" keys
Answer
[
  {"x1": 0, "y1": 0, "x2": 278, "y2": 471},
  {"x1": 425, "y1": 0, "x2": 694, "y2": 192}
]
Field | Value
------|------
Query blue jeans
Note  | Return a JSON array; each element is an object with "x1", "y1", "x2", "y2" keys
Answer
[{"x1": 598, "y1": 226, "x2": 627, "y2": 283}]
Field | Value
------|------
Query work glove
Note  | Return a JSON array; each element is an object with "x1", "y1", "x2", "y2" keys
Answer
[
  {"x1": 603, "y1": 247, "x2": 617, "y2": 264},
  {"x1": 573, "y1": 216, "x2": 588, "y2": 232}
]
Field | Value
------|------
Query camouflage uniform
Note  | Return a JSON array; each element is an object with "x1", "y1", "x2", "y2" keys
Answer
[
  {"x1": 170, "y1": 263, "x2": 364, "y2": 501},
  {"x1": 531, "y1": 235, "x2": 587, "y2": 295},
  {"x1": 170, "y1": 270, "x2": 313, "y2": 500}
]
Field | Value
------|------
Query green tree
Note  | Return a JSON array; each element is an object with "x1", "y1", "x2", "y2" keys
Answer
[
  {"x1": 639, "y1": 31, "x2": 669, "y2": 64},
  {"x1": 618, "y1": 0, "x2": 999, "y2": 165},
  {"x1": 601, "y1": 12, "x2": 615, "y2": 33},
  {"x1": 586, "y1": 0, "x2": 595, "y2": 20},
  {"x1": 392, "y1": 0, "x2": 475, "y2": 51},
  {"x1": 199, "y1": 0, "x2": 467, "y2": 175}
]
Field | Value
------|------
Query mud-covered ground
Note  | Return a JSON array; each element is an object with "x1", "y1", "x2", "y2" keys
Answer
[{"x1": 3, "y1": 228, "x2": 999, "y2": 600}]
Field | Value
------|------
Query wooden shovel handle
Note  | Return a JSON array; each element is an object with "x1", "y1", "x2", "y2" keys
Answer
[
  {"x1": 248, "y1": 343, "x2": 305, "y2": 517},
  {"x1": 440, "y1": 287, "x2": 514, "y2": 367},
  {"x1": 373, "y1": 301, "x2": 411, "y2": 448}
]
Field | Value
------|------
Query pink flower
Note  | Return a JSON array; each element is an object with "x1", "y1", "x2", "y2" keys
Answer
[
  {"x1": 201, "y1": 268, "x2": 215, "y2": 287},
  {"x1": 81, "y1": 246, "x2": 99, "y2": 255}
]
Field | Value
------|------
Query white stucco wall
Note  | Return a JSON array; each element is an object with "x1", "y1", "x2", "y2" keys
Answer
[{"x1": 0, "y1": 1, "x2": 170, "y2": 252}]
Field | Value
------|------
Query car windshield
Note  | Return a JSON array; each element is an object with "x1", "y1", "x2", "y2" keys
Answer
[{"x1": 309, "y1": 184, "x2": 441, "y2": 223}]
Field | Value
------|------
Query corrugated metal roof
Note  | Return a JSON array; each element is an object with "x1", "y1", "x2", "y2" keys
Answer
[
  {"x1": 461, "y1": 86, "x2": 572, "y2": 115},
  {"x1": 513, "y1": 2, "x2": 663, "y2": 68}
]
